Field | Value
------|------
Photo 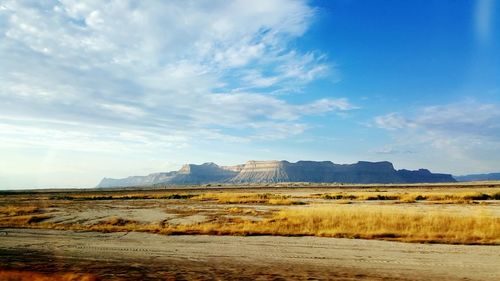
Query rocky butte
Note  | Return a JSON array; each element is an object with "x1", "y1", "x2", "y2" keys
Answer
[{"x1": 97, "y1": 160, "x2": 455, "y2": 188}]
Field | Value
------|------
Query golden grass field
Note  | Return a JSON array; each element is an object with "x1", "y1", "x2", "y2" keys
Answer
[{"x1": 1, "y1": 183, "x2": 499, "y2": 245}]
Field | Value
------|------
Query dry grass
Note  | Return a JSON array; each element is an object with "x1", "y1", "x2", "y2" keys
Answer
[
  {"x1": 0, "y1": 270, "x2": 99, "y2": 281},
  {"x1": 225, "y1": 207, "x2": 260, "y2": 216},
  {"x1": 265, "y1": 206, "x2": 500, "y2": 244},
  {"x1": 0, "y1": 205, "x2": 51, "y2": 226},
  {"x1": 0, "y1": 214, "x2": 53, "y2": 226},
  {"x1": 318, "y1": 190, "x2": 500, "y2": 203},
  {"x1": 193, "y1": 193, "x2": 305, "y2": 205},
  {"x1": 150, "y1": 206, "x2": 497, "y2": 244},
  {"x1": 154, "y1": 206, "x2": 499, "y2": 244}
]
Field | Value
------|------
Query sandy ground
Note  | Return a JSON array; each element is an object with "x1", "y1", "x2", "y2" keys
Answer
[{"x1": 0, "y1": 228, "x2": 499, "y2": 280}]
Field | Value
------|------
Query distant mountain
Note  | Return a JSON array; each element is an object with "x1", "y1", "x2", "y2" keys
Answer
[
  {"x1": 97, "y1": 160, "x2": 455, "y2": 188},
  {"x1": 454, "y1": 173, "x2": 500, "y2": 182}
]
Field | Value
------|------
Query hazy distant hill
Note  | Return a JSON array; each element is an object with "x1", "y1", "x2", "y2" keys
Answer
[
  {"x1": 98, "y1": 163, "x2": 239, "y2": 188},
  {"x1": 97, "y1": 160, "x2": 455, "y2": 188},
  {"x1": 454, "y1": 173, "x2": 500, "y2": 182}
]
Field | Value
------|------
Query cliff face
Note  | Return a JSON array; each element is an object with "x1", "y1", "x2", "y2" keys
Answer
[
  {"x1": 231, "y1": 161, "x2": 290, "y2": 183},
  {"x1": 97, "y1": 160, "x2": 456, "y2": 187}
]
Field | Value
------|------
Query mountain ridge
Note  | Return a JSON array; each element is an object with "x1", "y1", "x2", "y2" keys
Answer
[{"x1": 97, "y1": 160, "x2": 455, "y2": 188}]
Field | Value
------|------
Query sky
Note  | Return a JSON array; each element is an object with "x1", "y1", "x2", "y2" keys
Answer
[{"x1": 0, "y1": 0, "x2": 499, "y2": 189}]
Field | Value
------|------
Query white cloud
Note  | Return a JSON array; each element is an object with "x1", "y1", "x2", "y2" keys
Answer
[
  {"x1": 0, "y1": 0, "x2": 351, "y2": 151},
  {"x1": 375, "y1": 100, "x2": 500, "y2": 140}
]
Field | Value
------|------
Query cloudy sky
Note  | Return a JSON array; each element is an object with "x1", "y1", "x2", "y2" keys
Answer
[{"x1": 1, "y1": 0, "x2": 499, "y2": 188}]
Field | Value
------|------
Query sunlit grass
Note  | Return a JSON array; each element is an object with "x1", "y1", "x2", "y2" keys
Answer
[
  {"x1": 157, "y1": 206, "x2": 500, "y2": 244},
  {"x1": 318, "y1": 190, "x2": 500, "y2": 203},
  {"x1": 264, "y1": 206, "x2": 500, "y2": 244},
  {"x1": 192, "y1": 192, "x2": 305, "y2": 205}
]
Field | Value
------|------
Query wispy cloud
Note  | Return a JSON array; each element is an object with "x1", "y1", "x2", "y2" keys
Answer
[
  {"x1": 375, "y1": 100, "x2": 500, "y2": 141},
  {"x1": 373, "y1": 100, "x2": 500, "y2": 172}
]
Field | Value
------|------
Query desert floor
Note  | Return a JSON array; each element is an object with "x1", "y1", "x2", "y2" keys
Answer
[
  {"x1": 1, "y1": 228, "x2": 499, "y2": 280},
  {"x1": 1, "y1": 184, "x2": 499, "y2": 280}
]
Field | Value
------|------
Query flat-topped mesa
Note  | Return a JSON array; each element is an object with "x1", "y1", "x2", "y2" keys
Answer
[{"x1": 231, "y1": 160, "x2": 290, "y2": 183}]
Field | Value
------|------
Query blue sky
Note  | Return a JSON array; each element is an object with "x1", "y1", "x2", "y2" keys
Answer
[{"x1": 0, "y1": 0, "x2": 499, "y2": 188}]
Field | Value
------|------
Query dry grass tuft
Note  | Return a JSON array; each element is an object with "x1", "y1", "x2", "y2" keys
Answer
[
  {"x1": 0, "y1": 205, "x2": 41, "y2": 216},
  {"x1": 0, "y1": 214, "x2": 52, "y2": 226},
  {"x1": 0, "y1": 205, "x2": 51, "y2": 226},
  {"x1": 99, "y1": 216, "x2": 138, "y2": 226},
  {"x1": 225, "y1": 207, "x2": 260, "y2": 216},
  {"x1": 0, "y1": 270, "x2": 99, "y2": 281}
]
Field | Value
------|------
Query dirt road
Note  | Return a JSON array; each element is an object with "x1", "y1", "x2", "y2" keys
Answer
[{"x1": 0, "y1": 228, "x2": 499, "y2": 280}]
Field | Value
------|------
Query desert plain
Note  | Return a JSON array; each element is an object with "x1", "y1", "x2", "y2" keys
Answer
[{"x1": 1, "y1": 183, "x2": 499, "y2": 280}]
